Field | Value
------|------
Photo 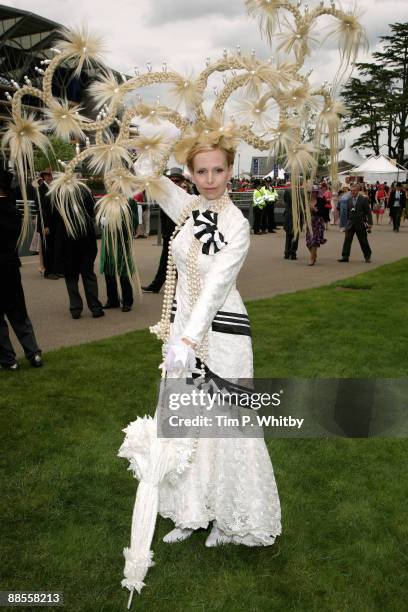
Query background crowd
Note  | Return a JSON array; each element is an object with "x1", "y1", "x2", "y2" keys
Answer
[{"x1": 1, "y1": 164, "x2": 407, "y2": 372}]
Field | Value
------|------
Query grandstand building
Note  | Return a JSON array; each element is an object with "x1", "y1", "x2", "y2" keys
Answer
[{"x1": 0, "y1": 5, "x2": 126, "y2": 131}]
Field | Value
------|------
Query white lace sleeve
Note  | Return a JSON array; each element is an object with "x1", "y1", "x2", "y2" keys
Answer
[{"x1": 182, "y1": 215, "x2": 250, "y2": 345}]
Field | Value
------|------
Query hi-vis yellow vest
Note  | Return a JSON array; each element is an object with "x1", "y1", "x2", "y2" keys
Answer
[
  {"x1": 253, "y1": 189, "x2": 265, "y2": 209},
  {"x1": 262, "y1": 186, "x2": 278, "y2": 203}
]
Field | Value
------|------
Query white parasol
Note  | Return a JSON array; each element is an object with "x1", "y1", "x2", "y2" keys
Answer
[{"x1": 118, "y1": 350, "x2": 199, "y2": 608}]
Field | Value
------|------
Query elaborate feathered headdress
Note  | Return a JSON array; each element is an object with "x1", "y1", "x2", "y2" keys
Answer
[{"x1": 2, "y1": 1, "x2": 367, "y2": 247}]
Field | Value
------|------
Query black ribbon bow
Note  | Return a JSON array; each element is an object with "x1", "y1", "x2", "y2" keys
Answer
[{"x1": 192, "y1": 209, "x2": 228, "y2": 255}]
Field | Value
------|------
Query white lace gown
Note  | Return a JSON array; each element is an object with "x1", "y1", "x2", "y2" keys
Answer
[{"x1": 120, "y1": 177, "x2": 281, "y2": 552}]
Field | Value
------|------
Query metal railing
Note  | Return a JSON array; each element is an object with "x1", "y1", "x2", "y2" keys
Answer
[{"x1": 15, "y1": 189, "x2": 288, "y2": 257}]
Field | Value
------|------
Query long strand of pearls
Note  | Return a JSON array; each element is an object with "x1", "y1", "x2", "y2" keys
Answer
[
  {"x1": 150, "y1": 192, "x2": 231, "y2": 377},
  {"x1": 186, "y1": 234, "x2": 207, "y2": 375},
  {"x1": 149, "y1": 198, "x2": 197, "y2": 343}
]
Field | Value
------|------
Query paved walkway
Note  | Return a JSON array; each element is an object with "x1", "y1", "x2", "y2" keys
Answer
[{"x1": 11, "y1": 222, "x2": 407, "y2": 356}]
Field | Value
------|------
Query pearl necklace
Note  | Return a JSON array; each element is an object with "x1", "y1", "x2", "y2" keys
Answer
[{"x1": 150, "y1": 191, "x2": 231, "y2": 377}]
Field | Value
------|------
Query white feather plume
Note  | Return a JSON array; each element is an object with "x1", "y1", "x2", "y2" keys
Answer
[
  {"x1": 56, "y1": 26, "x2": 106, "y2": 77},
  {"x1": 88, "y1": 70, "x2": 123, "y2": 109},
  {"x1": 44, "y1": 100, "x2": 88, "y2": 141}
]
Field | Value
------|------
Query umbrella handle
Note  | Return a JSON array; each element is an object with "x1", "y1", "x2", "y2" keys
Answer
[{"x1": 127, "y1": 589, "x2": 134, "y2": 609}]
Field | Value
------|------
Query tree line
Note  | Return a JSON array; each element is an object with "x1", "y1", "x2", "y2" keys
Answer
[{"x1": 341, "y1": 22, "x2": 408, "y2": 165}]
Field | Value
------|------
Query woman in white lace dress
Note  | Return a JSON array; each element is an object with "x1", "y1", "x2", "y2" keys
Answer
[{"x1": 119, "y1": 142, "x2": 281, "y2": 597}]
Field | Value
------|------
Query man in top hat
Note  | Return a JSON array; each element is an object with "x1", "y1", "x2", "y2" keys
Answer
[{"x1": 36, "y1": 169, "x2": 60, "y2": 279}]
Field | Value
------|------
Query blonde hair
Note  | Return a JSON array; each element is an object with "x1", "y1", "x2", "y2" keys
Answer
[{"x1": 187, "y1": 143, "x2": 235, "y2": 172}]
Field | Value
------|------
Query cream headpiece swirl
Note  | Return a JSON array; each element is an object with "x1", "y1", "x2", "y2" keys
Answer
[{"x1": 1, "y1": 1, "x2": 367, "y2": 243}]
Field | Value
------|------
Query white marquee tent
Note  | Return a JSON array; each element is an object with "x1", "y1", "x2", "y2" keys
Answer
[{"x1": 347, "y1": 154, "x2": 407, "y2": 184}]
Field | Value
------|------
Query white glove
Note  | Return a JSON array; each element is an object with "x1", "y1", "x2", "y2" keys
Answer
[{"x1": 161, "y1": 337, "x2": 196, "y2": 374}]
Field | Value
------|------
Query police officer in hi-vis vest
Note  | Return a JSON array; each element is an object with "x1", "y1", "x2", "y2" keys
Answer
[
  {"x1": 252, "y1": 179, "x2": 265, "y2": 234},
  {"x1": 261, "y1": 181, "x2": 278, "y2": 233}
]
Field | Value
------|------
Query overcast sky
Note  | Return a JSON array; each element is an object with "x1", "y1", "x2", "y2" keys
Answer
[{"x1": 3, "y1": 0, "x2": 408, "y2": 172}]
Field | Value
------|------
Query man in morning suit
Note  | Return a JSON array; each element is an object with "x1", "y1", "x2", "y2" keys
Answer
[
  {"x1": 388, "y1": 182, "x2": 407, "y2": 232},
  {"x1": 338, "y1": 183, "x2": 373, "y2": 263}
]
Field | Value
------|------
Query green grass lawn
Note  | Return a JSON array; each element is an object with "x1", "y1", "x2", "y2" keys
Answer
[{"x1": 1, "y1": 259, "x2": 408, "y2": 612}]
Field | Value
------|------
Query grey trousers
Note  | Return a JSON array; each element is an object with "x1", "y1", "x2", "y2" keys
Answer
[
  {"x1": 0, "y1": 277, "x2": 41, "y2": 365},
  {"x1": 64, "y1": 269, "x2": 103, "y2": 316}
]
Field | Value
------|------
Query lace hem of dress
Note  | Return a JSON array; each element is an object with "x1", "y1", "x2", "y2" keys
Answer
[
  {"x1": 159, "y1": 510, "x2": 281, "y2": 546},
  {"x1": 160, "y1": 511, "x2": 211, "y2": 531}
]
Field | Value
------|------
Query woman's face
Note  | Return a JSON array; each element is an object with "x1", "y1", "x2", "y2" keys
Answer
[{"x1": 191, "y1": 149, "x2": 233, "y2": 201}]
